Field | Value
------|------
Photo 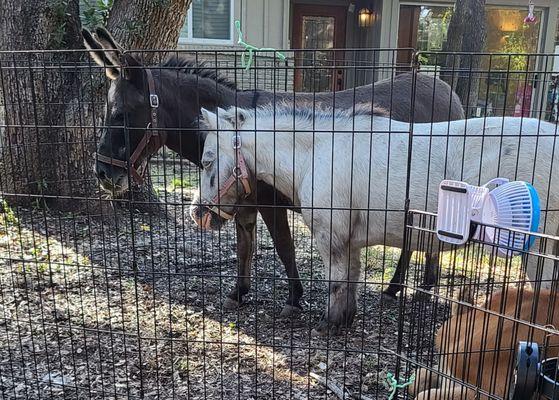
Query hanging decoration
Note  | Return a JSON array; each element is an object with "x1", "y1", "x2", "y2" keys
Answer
[
  {"x1": 235, "y1": 20, "x2": 286, "y2": 71},
  {"x1": 524, "y1": 0, "x2": 537, "y2": 24}
]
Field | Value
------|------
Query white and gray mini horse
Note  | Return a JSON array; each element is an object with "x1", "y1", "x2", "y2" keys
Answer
[{"x1": 191, "y1": 104, "x2": 559, "y2": 335}]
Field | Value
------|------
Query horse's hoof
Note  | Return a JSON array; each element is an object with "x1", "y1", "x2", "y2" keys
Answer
[
  {"x1": 279, "y1": 304, "x2": 302, "y2": 318},
  {"x1": 223, "y1": 297, "x2": 241, "y2": 310},
  {"x1": 312, "y1": 319, "x2": 342, "y2": 337}
]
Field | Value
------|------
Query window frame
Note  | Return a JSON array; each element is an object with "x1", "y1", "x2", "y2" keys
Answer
[{"x1": 178, "y1": 0, "x2": 235, "y2": 45}]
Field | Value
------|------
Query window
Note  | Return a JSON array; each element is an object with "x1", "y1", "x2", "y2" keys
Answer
[
  {"x1": 397, "y1": 5, "x2": 452, "y2": 65},
  {"x1": 179, "y1": 0, "x2": 234, "y2": 45}
]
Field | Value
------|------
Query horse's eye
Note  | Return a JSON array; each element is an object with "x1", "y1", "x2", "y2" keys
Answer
[{"x1": 202, "y1": 160, "x2": 213, "y2": 170}]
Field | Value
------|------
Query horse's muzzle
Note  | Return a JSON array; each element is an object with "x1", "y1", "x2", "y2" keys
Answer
[{"x1": 190, "y1": 205, "x2": 227, "y2": 230}]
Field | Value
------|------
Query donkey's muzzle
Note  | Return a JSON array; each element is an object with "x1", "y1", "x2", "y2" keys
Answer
[{"x1": 95, "y1": 161, "x2": 128, "y2": 194}]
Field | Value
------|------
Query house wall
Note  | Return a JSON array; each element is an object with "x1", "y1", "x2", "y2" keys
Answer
[
  {"x1": 177, "y1": 0, "x2": 292, "y2": 91},
  {"x1": 178, "y1": 0, "x2": 290, "y2": 51}
]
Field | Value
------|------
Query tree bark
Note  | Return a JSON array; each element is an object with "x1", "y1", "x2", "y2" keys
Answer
[
  {"x1": 0, "y1": 0, "x2": 85, "y2": 208},
  {"x1": 442, "y1": 0, "x2": 487, "y2": 116},
  {"x1": 108, "y1": 0, "x2": 190, "y2": 52},
  {"x1": 0, "y1": 0, "x2": 191, "y2": 211}
]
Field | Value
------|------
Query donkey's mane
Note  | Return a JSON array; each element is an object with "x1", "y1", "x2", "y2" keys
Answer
[{"x1": 161, "y1": 55, "x2": 237, "y2": 89}]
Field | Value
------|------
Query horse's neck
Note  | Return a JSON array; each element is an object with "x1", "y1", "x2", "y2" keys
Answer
[{"x1": 239, "y1": 122, "x2": 311, "y2": 203}]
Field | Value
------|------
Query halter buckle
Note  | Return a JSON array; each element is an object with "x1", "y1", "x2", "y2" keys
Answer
[{"x1": 150, "y1": 94, "x2": 159, "y2": 108}]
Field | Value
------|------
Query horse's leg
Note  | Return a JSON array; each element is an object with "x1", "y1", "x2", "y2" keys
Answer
[
  {"x1": 382, "y1": 249, "x2": 412, "y2": 299},
  {"x1": 314, "y1": 238, "x2": 360, "y2": 336},
  {"x1": 224, "y1": 207, "x2": 257, "y2": 309},
  {"x1": 258, "y1": 206, "x2": 304, "y2": 317},
  {"x1": 415, "y1": 251, "x2": 439, "y2": 301}
]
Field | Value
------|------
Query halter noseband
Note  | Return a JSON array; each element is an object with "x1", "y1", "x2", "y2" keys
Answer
[
  {"x1": 208, "y1": 133, "x2": 252, "y2": 220},
  {"x1": 95, "y1": 68, "x2": 164, "y2": 185}
]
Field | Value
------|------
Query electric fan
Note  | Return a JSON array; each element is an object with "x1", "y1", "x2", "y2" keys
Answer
[{"x1": 437, "y1": 178, "x2": 540, "y2": 255}]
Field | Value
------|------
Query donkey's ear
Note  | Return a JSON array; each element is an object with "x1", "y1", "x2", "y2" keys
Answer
[
  {"x1": 82, "y1": 28, "x2": 119, "y2": 80},
  {"x1": 95, "y1": 26, "x2": 123, "y2": 52},
  {"x1": 201, "y1": 108, "x2": 219, "y2": 129},
  {"x1": 94, "y1": 26, "x2": 124, "y2": 70}
]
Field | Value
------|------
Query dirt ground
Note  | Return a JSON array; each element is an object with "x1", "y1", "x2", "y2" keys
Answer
[{"x1": 0, "y1": 164, "x2": 517, "y2": 399}]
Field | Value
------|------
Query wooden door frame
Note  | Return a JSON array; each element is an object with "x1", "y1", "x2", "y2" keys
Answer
[{"x1": 292, "y1": 4, "x2": 347, "y2": 91}]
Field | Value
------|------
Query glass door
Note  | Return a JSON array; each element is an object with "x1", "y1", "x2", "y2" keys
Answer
[{"x1": 292, "y1": 4, "x2": 347, "y2": 92}]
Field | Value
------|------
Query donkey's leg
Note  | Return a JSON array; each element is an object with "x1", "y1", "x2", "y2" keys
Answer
[
  {"x1": 224, "y1": 207, "x2": 257, "y2": 309},
  {"x1": 382, "y1": 249, "x2": 412, "y2": 299},
  {"x1": 314, "y1": 239, "x2": 360, "y2": 336},
  {"x1": 258, "y1": 206, "x2": 304, "y2": 317}
]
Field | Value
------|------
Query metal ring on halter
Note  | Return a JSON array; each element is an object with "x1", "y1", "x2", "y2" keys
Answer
[
  {"x1": 233, "y1": 166, "x2": 243, "y2": 178},
  {"x1": 232, "y1": 134, "x2": 242, "y2": 149}
]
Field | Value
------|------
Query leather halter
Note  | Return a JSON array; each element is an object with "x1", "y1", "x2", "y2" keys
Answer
[
  {"x1": 95, "y1": 68, "x2": 164, "y2": 184},
  {"x1": 208, "y1": 133, "x2": 252, "y2": 220}
]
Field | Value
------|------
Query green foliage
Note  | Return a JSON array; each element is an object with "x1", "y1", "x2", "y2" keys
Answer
[
  {"x1": 0, "y1": 199, "x2": 18, "y2": 226},
  {"x1": 500, "y1": 24, "x2": 537, "y2": 71},
  {"x1": 80, "y1": 0, "x2": 113, "y2": 29},
  {"x1": 171, "y1": 177, "x2": 187, "y2": 190},
  {"x1": 48, "y1": 0, "x2": 69, "y2": 47},
  {"x1": 37, "y1": 263, "x2": 49, "y2": 274}
]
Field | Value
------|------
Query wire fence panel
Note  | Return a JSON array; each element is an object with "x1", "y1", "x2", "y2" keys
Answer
[{"x1": 0, "y1": 47, "x2": 557, "y2": 400}]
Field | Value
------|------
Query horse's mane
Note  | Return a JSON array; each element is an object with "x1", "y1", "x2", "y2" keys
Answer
[
  {"x1": 250, "y1": 101, "x2": 389, "y2": 122},
  {"x1": 161, "y1": 55, "x2": 237, "y2": 89}
]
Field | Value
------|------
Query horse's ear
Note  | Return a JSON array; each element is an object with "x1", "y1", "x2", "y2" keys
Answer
[
  {"x1": 82, "y1": 28, "x2": 119, "y2": 80},
  {"x1": 201, "y1": 108, "x2": 219, "y2": 129}
]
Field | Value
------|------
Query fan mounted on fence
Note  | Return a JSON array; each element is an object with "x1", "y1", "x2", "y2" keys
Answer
[{"x1": 436, "y1": 178, "x2": 540, "y2": 255}]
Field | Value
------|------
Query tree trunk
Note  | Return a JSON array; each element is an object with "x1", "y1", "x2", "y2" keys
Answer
[
  {"x1": 0, "y1": 0, "x2": 85, "y2": 209},
  {"x1": 108, "y1": 0, "x2": 190, "y2": 52},
  {"x1": 442, "y1": 0, "x2": 487, "y2": 116},
  {"x1": 0, "y1": 0, "x2": 191, "y2": 211}
]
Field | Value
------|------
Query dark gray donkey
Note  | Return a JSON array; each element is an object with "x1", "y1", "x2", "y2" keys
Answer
[{"x1": 84, "y1": 27, "x2": 464, "y2": 318}]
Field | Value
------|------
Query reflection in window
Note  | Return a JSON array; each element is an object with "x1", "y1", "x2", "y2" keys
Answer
[
  {"x1": 397, "y1": 5, "x2": 542, "y2": 116},
  {"x1": 479, "y1": 8, "x2": 541, "y2": 116},
  {"x1": 416, "y1": 7, "x2": 452, "y2": 52},
  {"x1": 179, "y1": 0, "x2": 233, "y2": 43}
]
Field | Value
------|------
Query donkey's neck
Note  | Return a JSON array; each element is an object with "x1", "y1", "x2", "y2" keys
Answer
[
  {"x1": 162, "y1": 75, "x2": 259, "y2": 166},
  {"x1": 161, "y1": 74, "x2": 241, "y2": 166}
]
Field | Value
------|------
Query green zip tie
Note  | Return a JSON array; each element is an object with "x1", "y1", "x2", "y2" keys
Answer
[
  {"x1": 386, "y1": 372, "x2": 415, "y2": 400},
  {"x1": 235, "y1": 20, "x2": 286, "y2": 71}
]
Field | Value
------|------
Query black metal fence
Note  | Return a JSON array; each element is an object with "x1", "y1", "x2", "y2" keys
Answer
[{"x1": 0, "y1": 47, "x2": 558, "y2": 399}]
